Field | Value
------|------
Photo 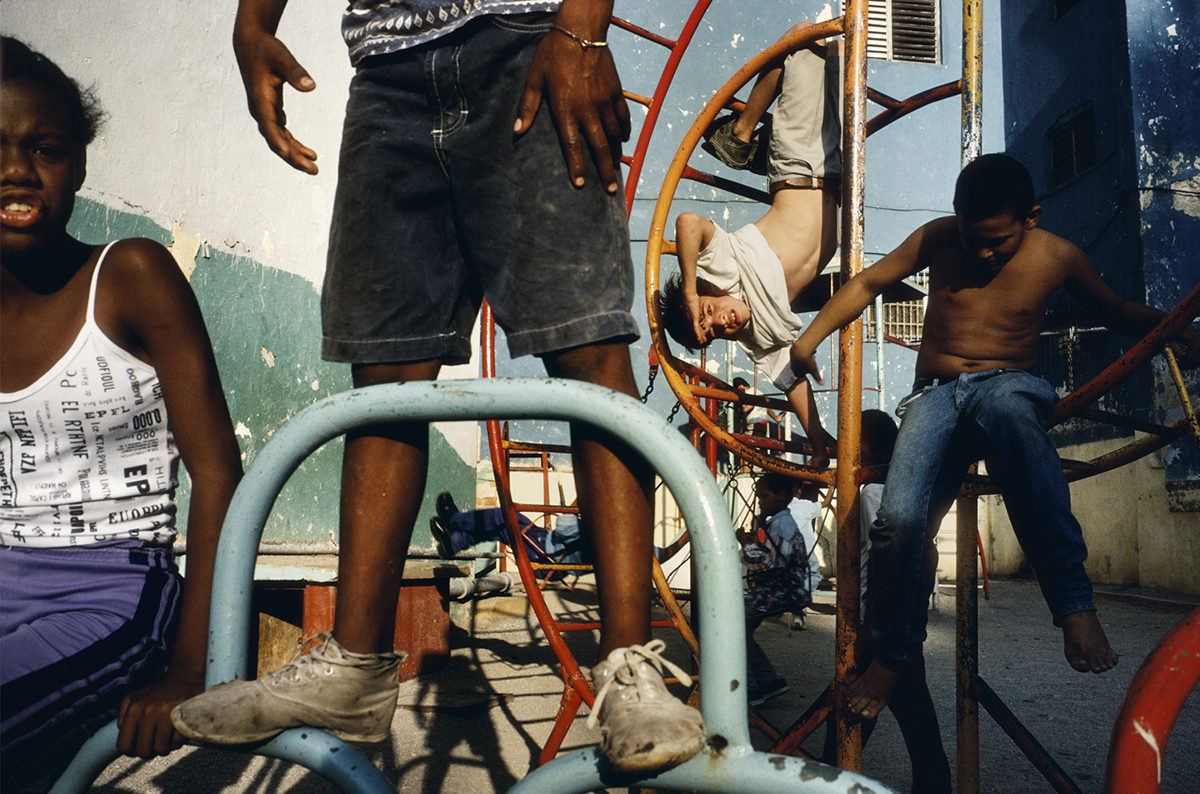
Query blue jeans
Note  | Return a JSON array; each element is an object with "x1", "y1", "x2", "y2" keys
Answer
[
  {"x1": 744, "y1": 613, "x2": 782, "y2": 690},
  {"x1": 870, "y1": 368, "x2": 1095, "y2": 672}
]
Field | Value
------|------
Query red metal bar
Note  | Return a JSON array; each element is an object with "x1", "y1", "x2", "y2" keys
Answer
[
  {"x1": 1105, "y1": 608, "x2": 1200, "y2": 794},
  {"x1": 620, "y1": 1, "x2": 714, "y2": 214},
  {"x1": 1050, "y1": 281, "x2": 1200, "y2": 425},
  {"x1": 866, "y1": 81, "x2": 962, "y2": 135}
]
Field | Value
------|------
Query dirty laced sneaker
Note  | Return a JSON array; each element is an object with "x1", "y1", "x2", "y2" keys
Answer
[
  {"x1": 587, "y1": 639, "x2": 706, "y2": 774},
  {"x1": 170, "y1": 632, "x2": 404, "y2": 745},
  {"x1": 700, "y1": 114, "x2": 757, "y2": 170}
]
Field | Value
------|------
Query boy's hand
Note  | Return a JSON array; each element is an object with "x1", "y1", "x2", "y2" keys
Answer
[
  {"x1": 684, "y1": 290, "x2": 706, "y2": 346},
  {"x1": 514, "y1": 14, "x2": 630, "y2": 194},
  {"x1": 790, "y1": 340, "x2": 823, "y2": 385},
  {"x1": 116, "y1": 671, "x2": 204, "y2": 758},
  {"x1": 233, "y1": 19, "x2": 318, "y2": 174}
]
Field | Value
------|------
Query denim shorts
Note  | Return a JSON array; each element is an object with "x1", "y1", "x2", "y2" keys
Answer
[{"x1": 322, "y1": 14, "x2": 639, "y2": 365}]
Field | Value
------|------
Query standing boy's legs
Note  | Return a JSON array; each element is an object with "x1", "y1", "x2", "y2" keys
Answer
[
  {"x1": 333, "y1": 360, "x2": 440, "y2": 654},
  {"x1": 543, "y1": 342, "x2": 706, "y2": 772},
  {"x1": 542, "y1": 343, "x2": 652, "y2": 655}
]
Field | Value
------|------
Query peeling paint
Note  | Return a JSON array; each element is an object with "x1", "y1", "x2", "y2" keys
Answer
[
  {"x1": 799, "y1": 759, "x2": 844, "y2": 782},
  {"x1": 261, "y1": 347, "x2": 276, "y2": 368},
  {"x1": 234, "y1": 421, "x2": 253, "y2": 439},
  {"x1": 729, "y1": 32, "x2": 742, "y2": 49},
  {"x1": 1170, "y1": 174, "x2": 1200, "y2": 219},
  {"x1": 1132, "y1": 717, "x2": 1163, "y2": 782},
  {"x1": 311, "y1": 379, "x2": 320, "y2": 391},
  {"x1": 168, "y1": 221, "x2": 201, "y2": 279}
]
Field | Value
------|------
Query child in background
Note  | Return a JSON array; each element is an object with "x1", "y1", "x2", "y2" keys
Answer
[
  {"x1": 742, "y1": 473, "x2": 814, "y2": 706},
  {"x1": 0, "y1": 36, "x2": 241, "y2": 788},
  {"x1": 428, "y1": 491, "x2": 591, "y2": 567}
]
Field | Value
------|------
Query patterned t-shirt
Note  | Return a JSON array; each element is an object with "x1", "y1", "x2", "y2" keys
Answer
[
  {"x1": 343, "y1": 0, "x2": 561, "y2": 64},
  {"x1": 0, "y1": 243, "x2": 178, "y2": 548}
]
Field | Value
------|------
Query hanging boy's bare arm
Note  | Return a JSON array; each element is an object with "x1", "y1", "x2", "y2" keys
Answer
[{"x1": 673, "y1": 214, "x2": 718, "y2": 343}]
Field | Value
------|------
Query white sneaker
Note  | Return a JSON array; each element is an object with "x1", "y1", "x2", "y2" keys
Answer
[
  {"x1": 171, "y1": 633, "x2": 404, "y2": 744},
  {"x1": 588, "y1": 639, "x2": 706, "y2": 774}
]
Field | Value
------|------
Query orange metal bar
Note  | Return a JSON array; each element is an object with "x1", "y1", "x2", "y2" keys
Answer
[
  {"x1": 1050, "y1": 281, "x2": 1200, "y2": 425},
  {"x1": 832, "y1": 0, "x2": 869, "y2": 772}
]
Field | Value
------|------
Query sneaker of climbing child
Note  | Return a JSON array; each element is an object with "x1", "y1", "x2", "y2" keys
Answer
[
  {"x1": 587, "y1": 639, "x2": 706, "y2": 774},
  {"x1": 170, "y1": 633, "x2": 404, "y2": 744},
  {"x1": 701, "y1": 114, "x2": 756, "y2": 170}
]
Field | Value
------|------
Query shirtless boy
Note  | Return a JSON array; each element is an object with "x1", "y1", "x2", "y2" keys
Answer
[
  {"x1": 791, "y1": 153, "x2": 1200, "y2": 719},
  {"x1": 659, "y1": 22, "x2": 839, "y2": 466}
]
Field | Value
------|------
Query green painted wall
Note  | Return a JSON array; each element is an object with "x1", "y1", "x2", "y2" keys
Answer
[{"x1": 68, "y1": 198, "x2": 474, "y2": 546}]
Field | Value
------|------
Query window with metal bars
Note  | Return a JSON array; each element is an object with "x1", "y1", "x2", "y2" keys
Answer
[
  {"x1": 1047, "y1": 103, "x2": 1095, "y2": 187},
  {"x1": 853, "y1": 0, "x2": 940, "y2": 64},
  {"x1": 864, "y1": 299, "x2": 926, "y2": 344}
]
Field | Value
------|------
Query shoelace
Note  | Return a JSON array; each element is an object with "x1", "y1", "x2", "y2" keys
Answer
[
  {"x1": 267, "y1": 632, "x2": 337, "y2": 685},
  {"x1": 587, "y1": 639, "x2": 693, "y2": 728}
]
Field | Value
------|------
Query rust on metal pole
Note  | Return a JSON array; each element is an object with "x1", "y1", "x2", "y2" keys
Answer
[
  {"x1": 956, "y1": 489, "x2": 981, "y2": 794},
  {"x1": 834, "y1": 0, "x2": 868, "y2": 772},
  {"x1": 961, "y1": 0, "x2": 984, "y2": 166},
  {"x1": 955, "y1": 2, "x2": 984, "y2": 789}
]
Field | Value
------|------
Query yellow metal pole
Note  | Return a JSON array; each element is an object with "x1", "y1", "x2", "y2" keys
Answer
[
  {"x1": 961, "y1": 0, "x2": 984, "y2": 165},
  {"x1": 834, "y1": 0, "x2": 869, "y2": 772},
  {"x1": 956, "y1": 3, "x2": 985, "y2": 791}
]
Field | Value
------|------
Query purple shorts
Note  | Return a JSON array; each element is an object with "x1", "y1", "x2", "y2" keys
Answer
[{"x1": 1, "y1": 542, "x2": 181, "y2": 760}]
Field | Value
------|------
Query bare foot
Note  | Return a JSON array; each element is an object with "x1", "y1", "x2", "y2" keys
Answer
[
  {"x1": 1061, "y1": 610, "x2": 1118, "y2": 673},
  {"x1": 845, "y1": 660, "x2": 898, "y2": 720}
]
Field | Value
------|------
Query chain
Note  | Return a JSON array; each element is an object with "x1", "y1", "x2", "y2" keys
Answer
[
  {"x1": 666, "y1": 401, "x2": 682, "y2": 424},
  {"x1": 640, "y1": 365, "x2": 658, "y2": 403}
]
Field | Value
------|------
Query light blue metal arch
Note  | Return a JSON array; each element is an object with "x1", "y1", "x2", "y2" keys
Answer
[{"x1": 52, "y1": 378, "x2": 892, "y2": 793}]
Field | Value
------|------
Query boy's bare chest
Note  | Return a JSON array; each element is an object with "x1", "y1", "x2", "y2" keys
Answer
[{"x1": 927, "y1": 257, "x2": 1057, "y2": 332}]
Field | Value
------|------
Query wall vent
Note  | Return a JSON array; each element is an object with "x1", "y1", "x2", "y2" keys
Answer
[{"x1": 855, "y1": 0, "x2": 940, "y2": 64}]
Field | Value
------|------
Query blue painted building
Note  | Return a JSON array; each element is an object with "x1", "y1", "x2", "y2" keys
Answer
[{"x1": 1000, "y1": 0, "x2": 1199, "y2": 507}]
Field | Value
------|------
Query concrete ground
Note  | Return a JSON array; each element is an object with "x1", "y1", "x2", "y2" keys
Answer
[{"x1": 89, "y1": 578, "x2": 1198, "y2": 794}]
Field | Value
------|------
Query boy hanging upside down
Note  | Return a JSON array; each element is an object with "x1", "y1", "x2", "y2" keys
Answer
[
  {"x1": 660, "y1": 22, "x2": 840, "y2": 466},
  {"x1": 790, "y1": 153, "x2": 1200, "y2": 720}
]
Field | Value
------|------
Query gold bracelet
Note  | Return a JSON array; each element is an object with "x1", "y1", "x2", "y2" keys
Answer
[{"x1": 550, "y1": 24, "x2": 608, "y2": 49}]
